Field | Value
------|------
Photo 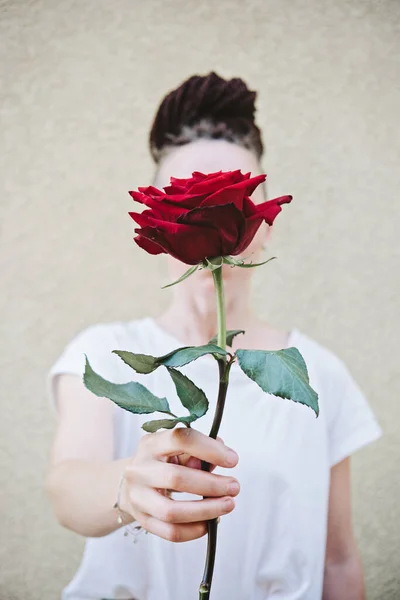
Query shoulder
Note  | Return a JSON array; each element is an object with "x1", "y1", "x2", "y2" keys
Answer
[
  {"x1": 291, "y1": 328, "x2": 351, "y2": 387},
  {"x1": 66, "y1": 317, "x2": 151, "y2": 352},
  {"x1": 293, "y1": 329, "x2": 383, "y2": 462},
  {"x1": 49, "y1": 317, "x2": 153, "y2": 382},
  {"x1": 291, "y1": 328, "x2": 369, "y2": 426}
]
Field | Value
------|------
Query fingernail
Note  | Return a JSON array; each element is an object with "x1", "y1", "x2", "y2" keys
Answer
[
  {"x1": 225, "y1": 449, "x2": 238, "y2": 466},
  {"x1": 223, "y1": 498, "x2": 234, "y2": 512},
  {"x1": 228, "y1": 481, "x2": 240, "y2": 495}
]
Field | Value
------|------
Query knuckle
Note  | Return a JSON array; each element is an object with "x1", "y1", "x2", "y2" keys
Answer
[
  {"x1": 166, "y1": 466, "x2": 183, "y2": 491},
  {"x1": 160, "y1": 503, "x2": 177, "y2": 523},
  {"x1": 139, "y1": 433, "x2": 153, "y2": 452},
  {"x1": 165, "y1": 524, "x2": 182, "y2": 543},
  {"x1": 170, "y1": 426, "x2": 192, "y2": 448},
  {"x1": 125, "y1": 462, "x2": 144, "y2": 488},
  {"x1": 199, "y1": 522, "x2": 208, "y2": 538},
  {"x1": 125, "y1": 461, "x2": 139, "y2": 479},
  {"x1": 138, "y1": 512, "x2": 150, "y2": 529}
]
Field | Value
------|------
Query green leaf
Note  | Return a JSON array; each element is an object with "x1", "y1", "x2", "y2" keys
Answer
[
  {"x1": 234, "y1": 256, "x2": 277, "y2": 268},
  {"x1": 223, "y1": 256, "x2": 277, "y2": 268},
  {"x1": 84, "y1": 357, "x2": 174, "y2": 416},
  {"x1": 167, "y1": 367, "x2": 209, "y2": 419},
  {"x1": 113, "y1": 344, "x2": 228, "y2": 376},
  {"x1": 222, "y1": 256, "x2": 244, "y2": 266},
  {"x1": 162, "y1": 264, "x2": 199, "y2": 289},
  {"x1": 209, "y1": 329, "x2": 245, "y2": 348},
  {"x1": 236, "y1": 347, "x2": 319, "y2": 416},
  {"x1": 112, "y1": 350, "x2": 158, "y2": 374},
  {"x1": 158, "y1": 344, "x2": 227, "y2": 368},
  {"x1": 142, "y1": 415, "x2": 195, "y2": 433}
]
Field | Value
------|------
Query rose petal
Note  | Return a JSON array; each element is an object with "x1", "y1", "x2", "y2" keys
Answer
[
  {"x1": 130, "y1": 211, "x2": 181, "y2": 233},
  {"x1": 242, "y1": 196, "x2": 257, "y2": 217},
  {"x1": 187, "y1": 170, "x2": 243, "y2": 195},
  {"x1": 199, "y1": 175, "x2": 266, "y2": 210},
  {"x1": 179, "y1": 204, "x2": 244, "y2": 256},
  {"x1": 199, "y1": 184, "x2": 247, "y2": 210},
  {"x1": 130, "y1": 188, "x2": 207, "y2": 210},
  {"x1": 233, "y1": 217, "x2": 263, "y2": 255},
  {"x1": 137, "y1": 185, "x2": 164, "y2": 196},
  {"x1": 244, "y1": 174, "x2": 267, "y2": 196},
  {"x1": 129, "y1": 191, "x2": 150, "y2": 205},
  {"x1": 169, "y1": 176, "x2": 192, "y2": 186},
  {"x1": 160, "y1": 192, "x2": 209, "y2": 208},
  {"x1": 137, "y1": 222, "x2": 222, "y2": 265},
  {"x1": 132, "y1": 199, "x2": 191, "y2": 221},
  {"x1": 232, "y1": 195, "x2": 293, "y2": 255},
  {"x1": 135, "y1": 227, "x2": 173, "y2": 254},
  {"x1": 134, "y1": 235, "x2": 165, "y2": 255},
  {"x1": 163, "y1": 183, "x2": 187, "y2": 194},
  {"x1": 129, "y1": 210, "x2": 155, "y2": 228},
  {"x1": 191, "y1": 170, "x2": 222, "y2": 181},
  {"x1": 165, "y1": 171, "x2": 220, "y2": 194},
  {"x1": 248, "y1": 195, "x2": 293, "y2": 225}
]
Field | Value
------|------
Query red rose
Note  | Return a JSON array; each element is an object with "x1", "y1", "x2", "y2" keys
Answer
[{"x1": 129, "y1": 170, "x2": 292, "y2": 265}]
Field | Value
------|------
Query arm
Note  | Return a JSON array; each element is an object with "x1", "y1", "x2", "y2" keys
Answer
[
  {"x1": 45, "y1": 374, "x2": 240, "y2": 540},
  {"x1": 323, "y1": 458, "x2": 365, "y2": 600},
  {"x1": 45, "y1": 374, "x2": 131, "y2": 537}
]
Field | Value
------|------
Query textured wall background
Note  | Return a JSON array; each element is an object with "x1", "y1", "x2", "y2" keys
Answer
[{"x1": 1, "y1": 1, "x2": 399, "y2": 598}]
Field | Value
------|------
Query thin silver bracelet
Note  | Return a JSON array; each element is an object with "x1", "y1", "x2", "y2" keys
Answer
[{"x1": 113, "y1": 471, "x2": 147, "y2": 542}]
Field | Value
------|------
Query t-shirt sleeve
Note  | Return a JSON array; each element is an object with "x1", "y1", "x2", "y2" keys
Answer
[
  {"x1": 326, "y1": 358, "x2": 383, "y2": 466},
  {"x1": 47, "y1": 324, "x2": 115, "y2": 413}
]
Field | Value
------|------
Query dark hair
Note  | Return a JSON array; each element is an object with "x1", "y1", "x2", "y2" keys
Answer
[{"x1": 149, "y1": 72, "x2": 264, "y2": 164}]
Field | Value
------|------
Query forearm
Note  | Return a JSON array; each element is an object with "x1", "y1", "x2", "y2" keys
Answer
[
  {"x1": 46, "y1": 458, "x2": 132, "y2": 537},
  {"x1": 323, "y1": 552, "x2": 365, "y2": 600}
]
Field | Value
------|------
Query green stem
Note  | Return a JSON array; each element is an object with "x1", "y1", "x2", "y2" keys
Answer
[
  {"x1": 209, "y1": 361, "x2": 230, "y2": 439},
  {"x1": 212, "y1": 267, "x2": 227, "y2": 352},
  {"x1": 199, "y1": 266, "x2": 230, "y2": 600}
]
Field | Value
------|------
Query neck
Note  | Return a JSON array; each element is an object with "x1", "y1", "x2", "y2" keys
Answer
[{"x1": 157, "y1": 284, "x2": 254, "y2": 347}]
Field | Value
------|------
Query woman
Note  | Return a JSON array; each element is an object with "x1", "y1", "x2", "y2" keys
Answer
[{"x1": 46, "y1": 72, "x2": 382, "y2": 600}]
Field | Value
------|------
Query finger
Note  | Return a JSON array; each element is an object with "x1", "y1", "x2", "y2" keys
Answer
[
  {"x1": 134, "y1": 508, "x2": 207, "y2": 543},
  {"x1": 136, "y1": 461, "x2": 240, "y2": 498},
  {"x1": 184, "y1": 456, "x2": 202, "y2": 469},
  {"x1": 211, "y1": 436, "x2": 225, "y2": 471},
  {"x1": 149, "y1": 427, "x2": 239, "y2": 468},
  {"x1": 173, "y1": 454, "x2": 217, "y2": 471},
  {"x1": 132, "y1": 486, "x2": 235, "y2": 524},
  {"x1": 205, "y1": 436, "x2": 225, "y2": 465}
]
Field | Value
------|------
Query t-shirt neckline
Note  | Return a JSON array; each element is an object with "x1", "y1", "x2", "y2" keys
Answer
[{"x1": 143, "y1": 317, "x2": 299, "y2": 364}]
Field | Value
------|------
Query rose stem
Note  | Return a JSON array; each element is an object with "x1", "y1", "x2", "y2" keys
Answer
[
  {"x1": 199, "y1": 265, "x2": 231, "y2": 600},
  {"x1": 212, "y1": 264, "x2": 226, "y2": 351}
]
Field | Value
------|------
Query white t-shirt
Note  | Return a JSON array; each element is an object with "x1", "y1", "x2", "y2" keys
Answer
[{"x1": 48, "y1": 317, "x2": 382, "y2": 600}]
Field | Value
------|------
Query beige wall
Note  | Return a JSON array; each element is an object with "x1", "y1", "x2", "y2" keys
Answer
[{"x1": 1, "y1": 1, "x2": 399, "y2": 598}]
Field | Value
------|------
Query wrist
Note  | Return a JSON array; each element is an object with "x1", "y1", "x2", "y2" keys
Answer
[{"x1": 114, "y1": 466, "x2": 135, "y2": 525}]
